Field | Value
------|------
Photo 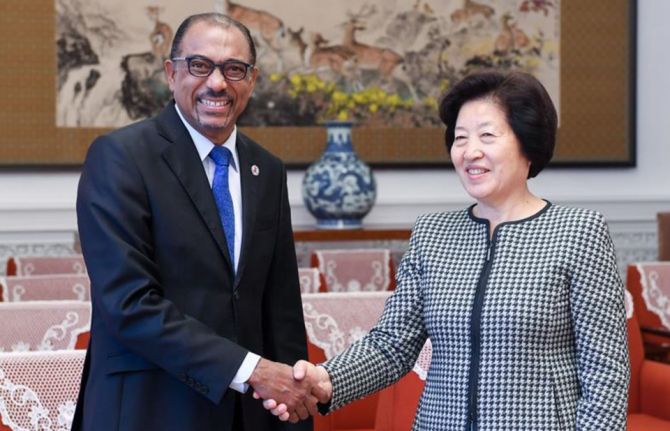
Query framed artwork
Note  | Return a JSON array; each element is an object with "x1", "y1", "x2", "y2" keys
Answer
[{"x1": 0, "y1": 0, "x2": 635, "y2": 168}]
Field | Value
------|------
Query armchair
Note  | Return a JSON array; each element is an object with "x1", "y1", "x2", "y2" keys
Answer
[
  {"x1": 626, "y1": 263, "x2": 670, "y2": 362},
  {"x1": 627, "y1": 313, "x2": 670, "y2": 429}
]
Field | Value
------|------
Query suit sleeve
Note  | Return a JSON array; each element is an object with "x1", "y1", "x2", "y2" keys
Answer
[
  {"x1": 571, "y1": 213, "x2": 630, "y2": 430},
  {"x1": 77, "y1": 136, "x2": 248, "y2": 404},
  {"x1": 260, "y1": 164, "x2": 309, "y2": 365}
]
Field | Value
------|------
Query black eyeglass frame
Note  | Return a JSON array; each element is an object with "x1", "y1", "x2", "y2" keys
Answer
[{"x1": 171, "y1": 55, "x2": 255, "y2": 81}]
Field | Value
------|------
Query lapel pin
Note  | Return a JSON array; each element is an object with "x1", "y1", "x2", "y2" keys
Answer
[{"x1": 251, "y1": 165, "x2": 260, "y2": 176}]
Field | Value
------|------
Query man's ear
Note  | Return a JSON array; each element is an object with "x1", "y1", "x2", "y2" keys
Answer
[
  {"x1": 248, "y1": 66, "x2": 259, "y2": 89},
  {"x1": 164, "y1": 59, "x2": 176, "y2": 92}
]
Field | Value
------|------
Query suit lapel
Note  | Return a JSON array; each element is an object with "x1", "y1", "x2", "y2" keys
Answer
[
  {"x1": 234, "y1": 134, "x2": 260, "y2": 288},
  {"x1": 156, "y1": 104, "x2": 234, "y2": 272}
]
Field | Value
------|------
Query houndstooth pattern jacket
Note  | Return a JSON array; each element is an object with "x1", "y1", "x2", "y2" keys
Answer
[{"x1": 322, "y1": 203, "x2": 630, "y2": 430}]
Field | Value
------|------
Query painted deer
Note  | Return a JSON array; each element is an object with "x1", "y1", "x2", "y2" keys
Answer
[
  {"x1": 224, "y1": 0, "x2": 284, "y2": 52},
  {"x1": 146, "y1": 6, "x2": 173, "y2": 60},
  {"x1": 381, "y1": 0, "x2": 437, "y2": 50},
  {"x1": 340, "y1": 6, "x2": 418, "y2": 100},
  {"x1": 415, "y1": 0, "x2": 435, "y2": 15},
  {"x1": 451, "y1": 0, "x2": 496, "y2": 25},
  {"x1": 287, "y1": 27, "x2": 308, "y2": 67},
  {"x1": 342, "y1": 6, "x2": 404, "y2": 80},
  {"x1": 494, "y1": 13, "x2": 530, "y2": 54},
  {"x1": 308, "y1": 32, "x2": 357, "y2": 77}
]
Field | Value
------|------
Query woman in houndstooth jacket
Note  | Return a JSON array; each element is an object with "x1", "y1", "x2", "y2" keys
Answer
[{"x1": 265, "y1": 70, "x2": 631, "y2": 430}]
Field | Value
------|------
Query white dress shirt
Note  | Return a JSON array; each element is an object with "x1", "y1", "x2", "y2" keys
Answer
[{"x1": 175, "y1": 105, "x2": 260, "y2": 393}]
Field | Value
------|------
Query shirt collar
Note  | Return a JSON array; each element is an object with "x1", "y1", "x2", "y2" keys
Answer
[{"x1": 174, "y1": 104, "x2": 239, "y2": 172}]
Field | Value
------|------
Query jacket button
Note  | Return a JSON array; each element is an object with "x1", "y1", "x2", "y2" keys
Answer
[{"x1": 233, "y1": 290, "x2": 240, "y2": 300}]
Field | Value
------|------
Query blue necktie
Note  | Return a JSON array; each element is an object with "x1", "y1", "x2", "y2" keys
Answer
[{"x1": 209, "y1": 146, "x2": 235, "y2": 268}]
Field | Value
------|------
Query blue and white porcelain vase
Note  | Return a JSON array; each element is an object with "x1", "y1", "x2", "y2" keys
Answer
[{"x1": 302, "y1": 121, "x2": 376, "y2": 229}]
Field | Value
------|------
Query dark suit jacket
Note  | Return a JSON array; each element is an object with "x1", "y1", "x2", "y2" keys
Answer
[{"x1": 72, "y1": 102, "x2": 310, "y2": 431}]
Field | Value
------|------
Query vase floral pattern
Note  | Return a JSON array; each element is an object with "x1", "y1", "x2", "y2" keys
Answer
[{"x1": 302, "y1": 122, "x2": 376, "y2": 229}]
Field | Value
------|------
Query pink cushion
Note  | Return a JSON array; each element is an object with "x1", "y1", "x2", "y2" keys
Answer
[
  {"x1": 311, "y1": 249, "x2": 395, "y2": 292},
  {"x1": 0, "y1": 274, "x2": 90, "y2": 302},
  {"x1": 7, "y1": 255, "x2": 86, "y2": 276},
  {"x1": 298, "y1": 267, "x2": 323, "y2": 293},
  {"x1": 0, "y1": 301, "x2": 91, "y2": 351}
]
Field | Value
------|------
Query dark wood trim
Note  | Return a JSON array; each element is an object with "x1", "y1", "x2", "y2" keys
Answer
[
  {"x1": 641, "y1": 326, "x2": 670, "y2": 339},
  {"x1": 293, "y1": 226, "x2": 411, "y2": 242}
]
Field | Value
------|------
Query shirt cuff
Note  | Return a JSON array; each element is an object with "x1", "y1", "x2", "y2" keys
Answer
[{"x1": 229, "y1": 352, "x2": 261, "y2": 394}]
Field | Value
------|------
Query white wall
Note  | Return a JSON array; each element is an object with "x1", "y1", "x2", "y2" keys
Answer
[{"x1": 0, "y1": 0, "x2": 668, "y2": 234}]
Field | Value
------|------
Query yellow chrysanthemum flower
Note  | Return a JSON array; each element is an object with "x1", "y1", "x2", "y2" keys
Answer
[
  {"x1": 424, "y1": 97, "x2": 438, "y2": 109},
  {"x1": 289, "y1": 74, "x2": 302, "y2": 86}
]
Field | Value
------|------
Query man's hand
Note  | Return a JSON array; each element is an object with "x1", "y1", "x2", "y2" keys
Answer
[
  {"x1": 248, "y1": 358, "x2": 323, "y2": 422},
  {"x1": 255, "y1": 360, "x2": 333, "y2": 422},
  {"x1": 294, "y1": 360, "x2": 332, "y2": 403}
]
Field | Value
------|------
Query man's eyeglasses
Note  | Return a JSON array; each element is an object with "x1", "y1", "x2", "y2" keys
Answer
[{"x1": 171, "y1": 56, "x2": 254, "y2": 81}]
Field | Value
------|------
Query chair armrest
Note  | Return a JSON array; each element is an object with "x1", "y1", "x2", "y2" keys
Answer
[
  {"x1": 640, "y1": 360, "x2": 670, "y2": 420},
  {"x1": 640, "y1": 326, "x2": 670, "y2": 362},
  {"x1": 641, "y1": 326, "x2": 670, "y2": 338}
]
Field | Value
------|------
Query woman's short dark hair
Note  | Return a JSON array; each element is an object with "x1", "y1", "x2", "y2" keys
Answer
[
  {"x1": 170, "y1": 13, "x2": 256, "y2": 66},
  {"x1": 439, "y1": 70, "x2": 557, "y2": 178}
]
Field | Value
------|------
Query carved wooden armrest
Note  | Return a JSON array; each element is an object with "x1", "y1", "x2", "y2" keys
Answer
[{"x1": 641, "y1": 326, "x2": 670, "y2": 339}]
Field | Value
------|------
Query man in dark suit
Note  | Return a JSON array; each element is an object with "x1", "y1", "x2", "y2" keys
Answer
[{"x1": 73, "y1": 13, "x2": 320, "y2": 431}]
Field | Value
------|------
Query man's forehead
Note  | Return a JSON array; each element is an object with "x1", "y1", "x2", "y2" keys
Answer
[
  {"x1": 184, "y1": 21, "x2": 242, "y2": 42},
  {"x1": 181, "y1": 22, "x2": 248, "y2": 55}
]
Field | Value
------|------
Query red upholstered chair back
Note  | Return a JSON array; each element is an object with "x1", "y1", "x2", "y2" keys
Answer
[
  {"x1": 0, "y1": 301, "x2": 91, "y2": 352},
  {"x1": 0, "y1": 274, "x2": 90, "y2": 302},
  {"x1": 307, "y1": 340, "x2": 391, "y2": 431},
  {"x1": 627, "y1": 312, "x2": 645, "y2": 413},
  {"x1": 0, "y1": 350, "x2": 85, "y2": 431},
  {"x1": 303, "y1": 292, "x2": 390, "y2": 431},
  {"x1": 625, "y1": 302, "x2": 670, "y2": 429},
  {"x1": 6, "y1": 255, "x2": 86, "y2": 276},
  {"x1": 302, "y1": 292, "x2": 429, "y2": 431},
  {"x1": 298, "y1": 267, "x2": 326, "y2": 293},
  {"x1": 311, "y1": 249, "x2": 396, "y2": 292},
  {"x1": 375, "y1": 373, "x2": 425, "y2": 431},
  {"x1": 626, "y1": 263, "x2": 670, "y2": 363}
]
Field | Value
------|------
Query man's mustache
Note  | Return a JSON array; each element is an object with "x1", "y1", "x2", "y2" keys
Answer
[{"x1": 200, "y1": 90, "x2": 233, "y2": 100}]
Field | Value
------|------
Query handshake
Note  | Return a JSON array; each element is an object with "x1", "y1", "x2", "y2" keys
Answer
[{"x1": 248, "y1": 358, "x2": 333, "y2": 423}]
